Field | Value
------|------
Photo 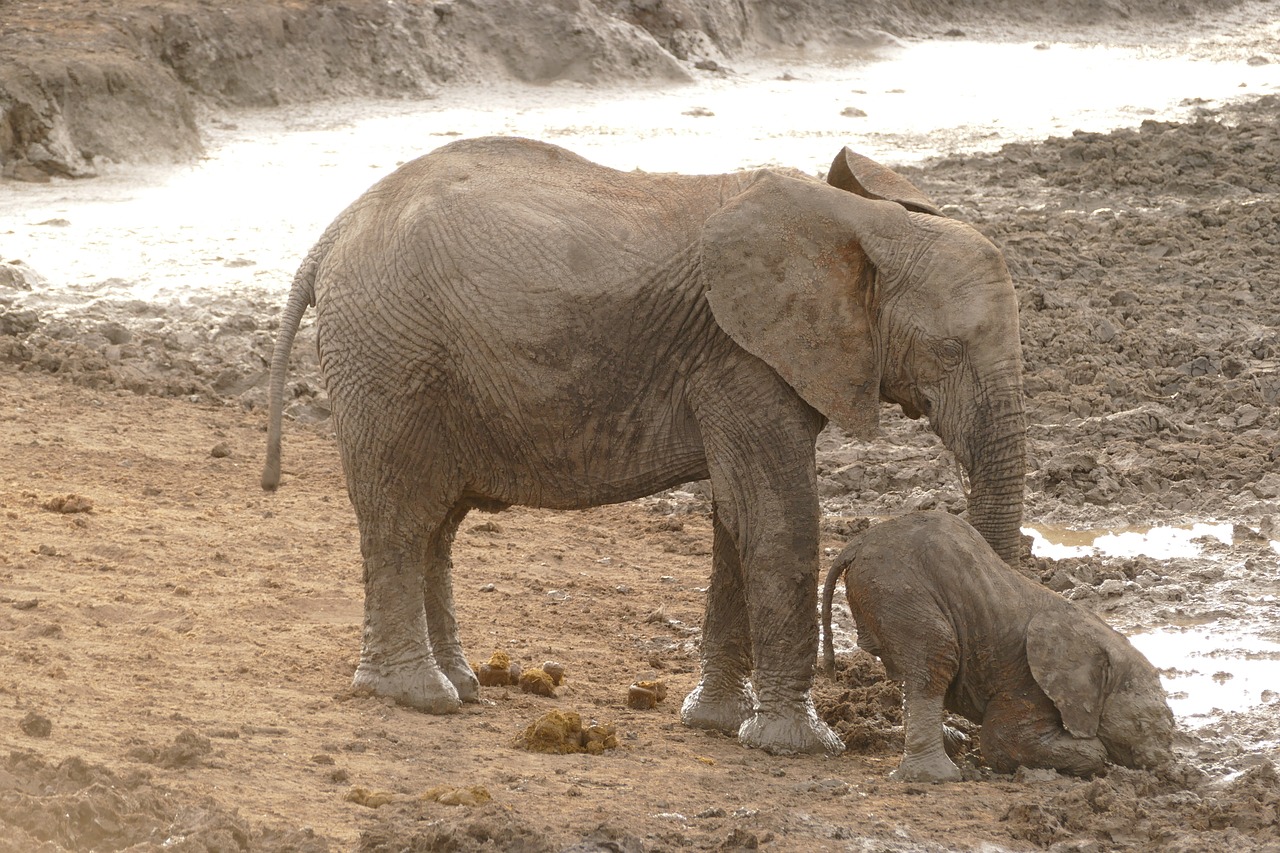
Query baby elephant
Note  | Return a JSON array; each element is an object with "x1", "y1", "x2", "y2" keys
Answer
[{"x1": 821, "y1": 511, "x2": 1175, "y2": 781}]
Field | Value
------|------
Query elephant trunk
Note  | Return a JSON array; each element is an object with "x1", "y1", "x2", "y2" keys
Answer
[{"x1": 964, "y1": 392, "x2": 1026, "y2": 566}]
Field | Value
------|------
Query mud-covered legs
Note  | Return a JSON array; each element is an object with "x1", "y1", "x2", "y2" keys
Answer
[
  {"x1": 691, "y1": 377, "x2": 842, "y2": 756},
  {"x1": 349, "y1": 484, "x2": 477, "y2": 712},
  {"x1": 681, "y1": 509, "x2": 757, "y2": 733}
]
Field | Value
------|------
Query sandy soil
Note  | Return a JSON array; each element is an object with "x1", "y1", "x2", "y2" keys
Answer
[
  {"x1": 2, "y1": 2, "x2": 1280, "y2": 851},
  {"x1": 2, "y1": 365, "x2": 1276, "y2": 853}
]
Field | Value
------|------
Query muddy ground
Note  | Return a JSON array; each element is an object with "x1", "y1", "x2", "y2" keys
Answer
[{"x1": 3, "y1": 1, "x2": 1280, "y2": 851}]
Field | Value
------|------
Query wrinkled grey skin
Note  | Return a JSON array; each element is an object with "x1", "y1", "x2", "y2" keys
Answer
[
  {"x1": 822, "y1": 511, "x2": 1175, "y2": 779},
  {"x1": 262, "y1": 137, "x2": 1026, "y2": 756}
]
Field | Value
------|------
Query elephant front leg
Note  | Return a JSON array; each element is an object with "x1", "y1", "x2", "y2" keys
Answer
[
  {"x1": 352, "y1": 541, "x2": 461, "y2": 714},
  {"x1": 734, "y1": 535, "x2": 844, "y2": 755},
  {"x1": 681, "y1": 509, "x2": 756, "y2": 734},
  {"x1": 693, "y1": 373, "x2": 840, "y2": 755},
  {"x1": 981, "y1": 699, "x2": 1107, "y2": 777},
  {"x1": 719, "y1": 485, "x2": 842, "y2": 756}
]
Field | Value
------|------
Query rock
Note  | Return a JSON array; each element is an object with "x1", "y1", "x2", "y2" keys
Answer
[
  {"x1": 542, "y1": 661, "x2": 566, "y2": 686},
  {"x1": 0, "y1": 309, "x2": 40, "y2": 337},
  {"x1": 19, "y1": 711, "x2": 52, "y2": 738},
  {"x1": 1097, "y1": 578, "x2": 1126, "y2": 597},
  {"x1": 0, "y1": 261, "x2": 45, "y2": 291}
]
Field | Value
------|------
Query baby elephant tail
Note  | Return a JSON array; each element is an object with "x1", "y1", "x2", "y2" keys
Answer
[{"x1": 820, "y1": 552, "x2": 849, "y2": 677}]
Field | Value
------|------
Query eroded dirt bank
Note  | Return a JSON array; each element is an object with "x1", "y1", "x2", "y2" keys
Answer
[{"x1": 0, "y1": 0, "x2": 1255, "y2": 180}]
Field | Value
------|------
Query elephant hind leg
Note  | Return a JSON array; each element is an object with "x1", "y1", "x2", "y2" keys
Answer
[
  {"x1": 423, "y1": 502, "x2": 479, "y2": 702},
  {"x1": 347, "y1": 463, "x2": 465, "y2": 714},
  {"x1": 883, "y1": 620, "x2": 963, "y2": 782}
]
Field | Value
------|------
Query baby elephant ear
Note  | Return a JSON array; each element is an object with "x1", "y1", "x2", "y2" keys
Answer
[
  {"x1": 1027, "y1": 609, "x2": 1112, "y2": 738},
  {"x1": 827, "y1": 148, "x2": 943, "y2": 216}
]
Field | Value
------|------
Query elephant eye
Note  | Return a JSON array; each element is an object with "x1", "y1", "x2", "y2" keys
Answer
[{"x1": 937, "y1": 338, "x2": 964, "y2": 367}]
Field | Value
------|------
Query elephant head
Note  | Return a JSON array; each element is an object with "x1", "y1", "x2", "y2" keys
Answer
[
  {"x1": 698, "y1": 149, "x2": 1026, "y2": 563},
  {"x1": 1027, "y1": 610, "x2": 1176, "y2": 769}
]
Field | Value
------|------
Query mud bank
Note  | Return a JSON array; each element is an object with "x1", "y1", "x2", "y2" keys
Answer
[{"x1": 0, "y1": 0, "x2": 1255, "y2": 181}]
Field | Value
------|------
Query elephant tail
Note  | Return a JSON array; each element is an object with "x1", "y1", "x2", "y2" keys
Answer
[
  {"x1": 820, "y1": 552, "x2": 848, "y2": 677},
  {"x1": 260, "y1": 251, "x2": 319, "y2": 491}
]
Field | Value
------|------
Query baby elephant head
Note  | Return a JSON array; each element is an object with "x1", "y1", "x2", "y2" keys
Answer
[{"x1": 1027, "y1": 610, "x2": 1175, "y2": 769}]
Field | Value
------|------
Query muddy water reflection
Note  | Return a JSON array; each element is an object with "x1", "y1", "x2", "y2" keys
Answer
[
  {"x1": 1029, "y1": 522, "x2": 1280, "y2": 728},
  {"x1": 1130, "y1": 627, "x2": 1280, "y2": 723},
  {"x1": 1028, "y1": 522, "x2": 1234, "y2": 560}
]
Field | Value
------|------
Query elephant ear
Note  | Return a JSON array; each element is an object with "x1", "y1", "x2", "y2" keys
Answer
[
  {"x1": 700, "y1": 172, "x2": 917, "y2": 439},
  {"x1": 1027, "y1": 609, "x2": 1113, "y2": 738},
  {"x1": 827, "y1": 147, "x2": 942, "y2": 216}
]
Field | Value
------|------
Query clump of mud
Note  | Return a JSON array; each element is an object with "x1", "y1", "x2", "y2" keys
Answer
[
  {"x1": 1004, "y1": 761, "x2": 1280, "y2": 850},
  {"x1": 0, "y1": 749, "x2": 329, "y2": 851},
  {"x1": 125, "y1": 728, "x2": 214, "y2": 768},
  {"x1": 814, "y1": 650, "x2": 905, "y2": 754},
  {"x1": 358, "y1": 802, "x2": 560, "y2": 853}
]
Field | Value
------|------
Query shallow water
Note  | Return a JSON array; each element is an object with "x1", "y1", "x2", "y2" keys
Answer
[
  {"x1": 1028, "y1": 522, "x2": 1235, "y2": 560},
  {"x1": 2, "y1": 24, "x2": 1278, "y2": 307},
  {"x1": 1130, "y1": 626, "x2": 1280, "y2": 724}
]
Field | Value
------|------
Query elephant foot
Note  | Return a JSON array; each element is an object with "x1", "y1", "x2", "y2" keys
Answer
[
  {"x1": 890, "y1": 750, "x2": 962, "y2": 783},
  {"x1": 680, "y1": 681, "x2": 756, "y2": 734},
  {"x1": 736, "y1": 698, "x2": 845, "y2": 756},
  {"x1": 433, "y1": 651, "x2": 481, "y2": 703},
  {"x1": 353, "y1": 658, "x2": 462, "y2": 714}
]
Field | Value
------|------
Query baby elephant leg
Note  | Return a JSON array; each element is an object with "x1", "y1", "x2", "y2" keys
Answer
[
  {"x1": 878, "y1": 626, "x2": 963, "y2": 783},
  {"x1": 982, "y1": 699, "x2": 1108, "y2": 777},
  {"x1": 894, "y1": 688, "x2": 963, "y2": 782}
]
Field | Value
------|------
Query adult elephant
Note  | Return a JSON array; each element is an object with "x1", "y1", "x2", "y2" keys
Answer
[{"x1": 261, "y1": 137, "x2": 1026, "y2": 756}]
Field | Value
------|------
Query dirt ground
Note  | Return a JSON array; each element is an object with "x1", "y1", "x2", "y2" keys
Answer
[
  {"x1": 2, "y1": 367, "x2": 1275, "y2": 853},
  {"x1": 3, "y1": 1, "x2": 1280, "y2": 851}
]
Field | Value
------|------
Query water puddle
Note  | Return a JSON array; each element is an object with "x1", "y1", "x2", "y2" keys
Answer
[
  {"x1": 1130, "y1": 627, "x2": 1280, "y2": 723},
  {"x1": 1027, "y1": 522, "x2": 1235, "y2": 560}
]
